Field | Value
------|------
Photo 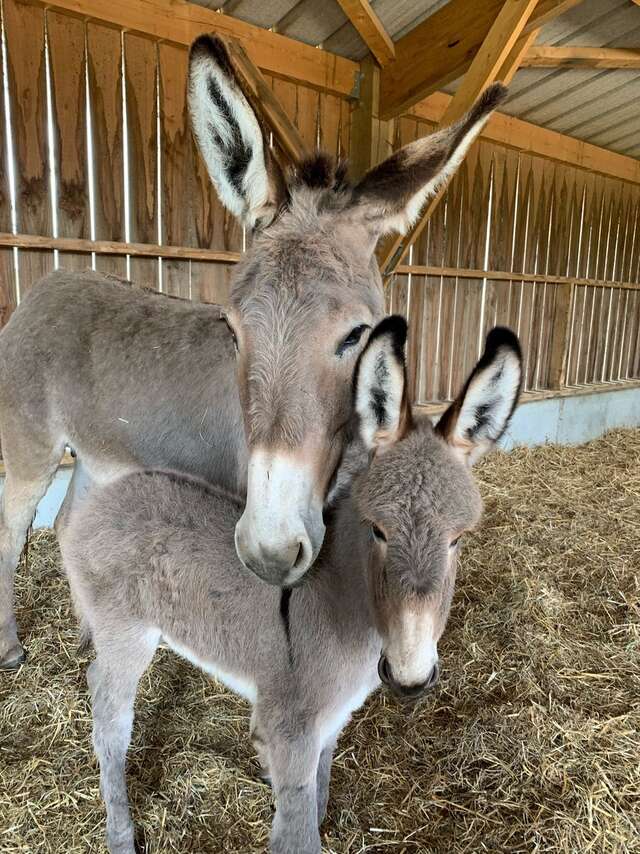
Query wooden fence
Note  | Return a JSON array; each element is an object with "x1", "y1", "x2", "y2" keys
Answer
[
  {"x1": 390, "y1": 117, "x2": 640, "y2": 404},
  {"x1": 0, "y1": 0, "x2": 638, "y2": 409},
  {"x1": 0, "y1": 0, "x2": 350, "y2": 318}
]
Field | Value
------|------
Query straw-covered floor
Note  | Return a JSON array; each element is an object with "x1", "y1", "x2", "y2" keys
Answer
[{"x1": 1, "y1": 429, "x2": 639, "y2": 853}]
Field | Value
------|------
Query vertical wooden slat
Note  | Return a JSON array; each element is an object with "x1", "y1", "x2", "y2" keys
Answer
[
  {"x1": 3, "y1": 0, "x2": 53, "y2": 293},
  {"x1": 124, "y1": 31, "x2": 158, "y2": 287},
  {"x1": 46, "y1": 9, "x2": 89, "y2": 273},
  {"x1": 87, "y1": 21, "x2": 125, "y2": 277},
  {"x1": 0, "y1": 0, "x2": 16, "y2": 325},
  {"x1": 158, "y1": 41, "x2": 193, "y2": 300}
]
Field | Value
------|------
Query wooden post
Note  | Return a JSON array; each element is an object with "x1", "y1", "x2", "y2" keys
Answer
[
  {"x1": 548, "y1": 282, "x2": 574, "y2": 388},
  {"x1": 349, "y1": 56, "x2": 395, "y2": 182}
]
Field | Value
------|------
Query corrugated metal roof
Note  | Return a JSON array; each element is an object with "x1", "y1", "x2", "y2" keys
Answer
[{"x1": 190, "y1": 0, "x2": 640, "y2": 160}]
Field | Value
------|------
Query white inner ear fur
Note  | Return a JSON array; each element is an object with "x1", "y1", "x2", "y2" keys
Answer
[
  {"x1": 356, "y1": 336, "x2": 405, "y2": 450},
  {"x1": 385, "y1": 113, "x2": 494, "y2": 236},
  {"x1": 452, "y1": 347, "x2": 521, "y2": 465},
  {"x1": 189, "y1": 54, "x2": 270, "y2": 228}
]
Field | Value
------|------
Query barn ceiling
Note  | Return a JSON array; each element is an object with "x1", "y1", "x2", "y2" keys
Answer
[{"x1": 189, "y1": 0, "x2": 640, "y2": 160}]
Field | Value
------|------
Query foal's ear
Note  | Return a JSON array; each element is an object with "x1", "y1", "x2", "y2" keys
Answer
[
  {"x1": 354, "y1": 316, "x2": 412, "y2": 452},
  {"x1": 188, "y1": 35, "x2": 287, "y2": 230},
  {"x1": 349, "y1": 84, "x2": 507, "y2": 238},
  {"x1": 437, "y1": 327, "x2": 522, "y2": 466}
]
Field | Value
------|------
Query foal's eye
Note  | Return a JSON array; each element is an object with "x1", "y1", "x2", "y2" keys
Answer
[
  {"x1": 336, "y1": 324, "x2": 369, "y2": 356},
  {"x1": 371, "y1": 523, "x2": 387, "y2": 543}
]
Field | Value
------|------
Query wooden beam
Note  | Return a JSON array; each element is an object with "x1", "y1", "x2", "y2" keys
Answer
[
  {"x1": 335, "y1": 0, "x2": 395, "y2": 67},
  {"x1": 498, "y1": 28, "x2": 540, "y2": 84},
  {"x1": 441, "y1": 0, "x2": 538, "y2": 125},
  {"x1": 411, "y1": 90, "x2": 640, "y2": 184},
  {"x1": 381, "y1": 0, "x2": 538, "y2": 275},
  {"x1": 522, "y1": 45, "x2": 640, "y2": 68},
  {"x1": 380, "y1": 0, "x2": 583, "y2": 119},
  {"x1": 23, "y1": 0, "x2": 359, "y2": 97},
  {"x1": 223, "y1": 38, "x2": 307, "y2": 166},
  {"x1": 0, "y1": 232, "x2": 242, "y2": 263},
  {"x1": 349, "y1": 55, "x2": 395, "y2": 181}
]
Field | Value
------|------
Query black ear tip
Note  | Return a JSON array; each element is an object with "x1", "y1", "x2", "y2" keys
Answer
[
  {"x1": 485, "y1": 326, "x2": 521, "y2": 359},
  {"x1": 369, "y1": 314, "x2": 408, "y2": 353},
  {"x1": 189, "y1": 34, "x2": 233, "y2": 74},
  {"x1": 483, "y1": 82, "x2": 509, "y2": 110}
]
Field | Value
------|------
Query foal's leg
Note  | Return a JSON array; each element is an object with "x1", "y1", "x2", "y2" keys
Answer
[
  {"x1": 89, "y1": 628, "x2": 159, "y2": 854},
  {"x1": 0, "y1": 429, "x2": 62, "y2": 669},
  {"x1": 316, "y1": 737, "x2": 337, "y2": 827},
  {"x1": 263, "y1": 722, "x2": 322, "y2": 854}
]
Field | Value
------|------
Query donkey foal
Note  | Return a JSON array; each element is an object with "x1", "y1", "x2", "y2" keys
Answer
[{"x1": 56, "y1": 319, "x2": 522, "y2": 854}]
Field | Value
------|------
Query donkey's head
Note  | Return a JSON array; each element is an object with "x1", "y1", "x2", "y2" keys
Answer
[
  {"x1": 352, "y1": 318, "x2": 522, "y2": 701},
  {"x1": 189, "y1": 34, "x2": 507, "y2": 587}
]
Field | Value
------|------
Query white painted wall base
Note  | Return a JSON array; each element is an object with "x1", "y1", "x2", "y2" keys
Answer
[{"x1": 2, "y1": 385, "x2": 639, "y2": 529}]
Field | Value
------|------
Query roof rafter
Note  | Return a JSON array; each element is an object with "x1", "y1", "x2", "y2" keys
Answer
[
  {"x1": 379, "y1": 0, "x2": 584, "y2": 119},
  {"x1": 381, "y1": 0, "x2": 539, "y2": 276},
  {"x1": 335, "y1": 0, "x2": 395, "y2": 66},
  {"x1": 522, "y1": 45, "x2": 640, "y2": 68}
]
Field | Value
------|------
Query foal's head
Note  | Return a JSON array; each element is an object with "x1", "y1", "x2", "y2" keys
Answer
[
  {"x1": 352, "y1": 318, "x2": 522, "y2": 700},
  {"x1": 189, "y1": 34, "x2": 507, "y2": 587}
]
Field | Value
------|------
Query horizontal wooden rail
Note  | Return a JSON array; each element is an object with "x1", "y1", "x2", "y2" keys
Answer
[
  {"x1": 24, "y1": 0, "x2": 358, "y2": 97},
  {"x1": 395, "y1": 264, "x2": 640, "y2": 292},
  {"x1": 0, "y1": 233, "x2": 242, "y2": 263}
]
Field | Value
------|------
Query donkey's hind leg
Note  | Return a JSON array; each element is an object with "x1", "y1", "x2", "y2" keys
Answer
[
  {"x1": 88, "y1": 627, "x2": 160, "y2": 854},
  {"x1": 0, "y1": 433, "x2": 62, "y2": 669}
]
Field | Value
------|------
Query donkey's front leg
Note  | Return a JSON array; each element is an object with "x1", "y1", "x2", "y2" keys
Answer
[
  {"x1": 316, "y1": 737, "x2": 337, "y2": 827},
  {"x1": 88, "y1": 633, "x2": 157, "y2": 854},
  {"x1": 267, "y1": 730, "x2": 322, "y2": 854}
]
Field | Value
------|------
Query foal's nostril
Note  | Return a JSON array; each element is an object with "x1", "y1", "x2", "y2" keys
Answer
[
  {"x1": 427, "y1": 661, "x2": 440, "y2": 689},
  {"x1": 377, "y1": 655, "x2": 392, "y2": 686}
]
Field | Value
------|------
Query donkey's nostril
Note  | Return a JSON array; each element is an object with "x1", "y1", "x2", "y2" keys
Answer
[
  {"x1": 426, "y1": 661, "x2": 440, "y2": 689},
  {"x1": 378, "y1": 655, "x2": 392, "y2": 686}
]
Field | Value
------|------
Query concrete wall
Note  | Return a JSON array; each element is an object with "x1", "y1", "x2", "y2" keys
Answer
[{"x1": 2, "y1": 385, "x2": 639, "y2": 529}]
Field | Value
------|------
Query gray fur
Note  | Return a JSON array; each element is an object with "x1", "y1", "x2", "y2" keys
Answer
[
  {"x1": 54, "y1": 324, "x2": 521, "y2": 854},
  {"x1": 0, "y1": 65, "x2": 505, "y2": 666}
]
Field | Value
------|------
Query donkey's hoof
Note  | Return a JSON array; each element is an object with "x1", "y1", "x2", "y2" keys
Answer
[{"x1": 0, "y1": 645, "x2": 26, "y2": 671}]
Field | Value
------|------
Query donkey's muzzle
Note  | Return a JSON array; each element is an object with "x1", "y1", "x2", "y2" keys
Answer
[{"x1": 378, "y1": 655, "x2": 439, "y2": 701}]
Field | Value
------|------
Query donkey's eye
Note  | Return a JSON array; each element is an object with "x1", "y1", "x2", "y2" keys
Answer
[
  {"x1": 224, "y1": 319, "x2": 239, "y2": 352},
  {"x1": 336, "y1": 324, "x2": 369, "y2": 356},
  {"x1": 450, "y1": 535, "x2": 462, "y2": 549},
  {"x1": 371, "y1": 523, "x2": 387, "y2": 543}
]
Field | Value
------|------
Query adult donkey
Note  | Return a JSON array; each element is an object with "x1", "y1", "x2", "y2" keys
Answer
[
  {"x1": 0, "y1": 33, "x2": 507, "y2": 669},
  {"x1": 56, "y1": 319, "x2": 522, "y2": 854}
]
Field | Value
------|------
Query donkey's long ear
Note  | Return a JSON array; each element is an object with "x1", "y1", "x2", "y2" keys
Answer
[
  {"x1": 188, "y1": 35, "x2": 286, "y2": 229},
  {"x1": 349, "y1": 84, "x2": 507, "y2": 237},
  {"x1": 354, "y1": 316, "x2": 412, "y2": 452},
  {"x1": 437, "y1": 327, "x2": 522, "y2": 466}
]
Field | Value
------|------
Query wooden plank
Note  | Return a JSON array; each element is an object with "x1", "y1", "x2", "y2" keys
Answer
[
  {"x1": 87, "y1": 20, "x2": 126, "y2": 278},
  {"x1": 547, "y1": 282, "x2": 573, "y2": 389},
  {"x1": 334, "y1": 0, "x2": 395, "y2": 67},
  {"x1": 411, "y1": 91, "x2": 640, "y2": 185},
  {"x1": 379, "y1": 0, "x2": 582, "y2": 119},
  {"x1": 224, "y1": 38, "x2": 307, "y2": 167},
  {"x1": 0, "y1": 0, "x2": 16, "y2": 326},
  {"x1": 3, "y1": 0, "x2": 53, "y2": 293},
  {"x1": 382, "y1": 0, "x2": 538, "y2": 278},
  {"x1": 46, "y1": 9, "x2": 89, "y2": 273},
  {"x1": 498, "y1": 28, "x2": 540, "y2": 85},
  {"x1": 124, "y1": 31, "x2": 158, "y2": 287},
  {"x1": 441, "y1": 0, "x2": 538, "y2": 126},
  {"x1": 523, "y1": 46, "x2": 640, "y2": 69},
  {"x1": 23, "y1": 0, "x2": 358, "y2": 98},
  {"x1": 0, "y1": 232, "x2": 241, "y2": 262}
]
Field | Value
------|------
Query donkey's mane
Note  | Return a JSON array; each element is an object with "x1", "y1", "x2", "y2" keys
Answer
[{"x1": 287, "y1": 153, "x2": 352, "y2": 214}]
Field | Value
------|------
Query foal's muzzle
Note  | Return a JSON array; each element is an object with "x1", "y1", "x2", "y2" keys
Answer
[{"x1": 378, "y1": 655, "x2": 440, "y2": 701}]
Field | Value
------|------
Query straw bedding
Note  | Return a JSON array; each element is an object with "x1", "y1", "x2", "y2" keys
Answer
[{"x1": 1, "y1": 429, "x2": 638, "y2": 853}]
